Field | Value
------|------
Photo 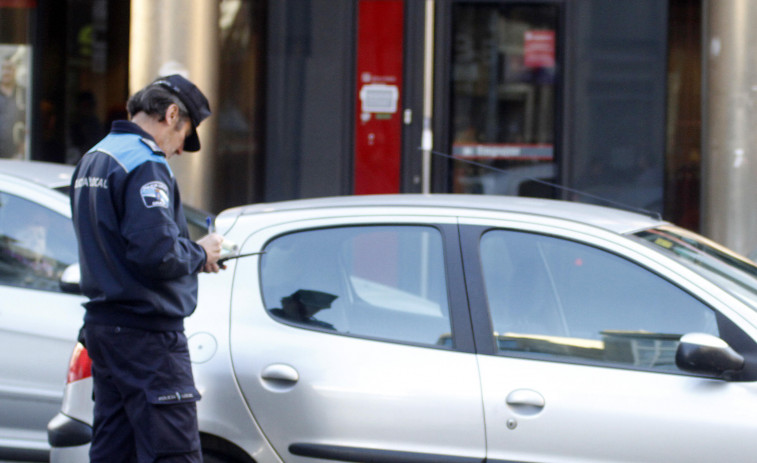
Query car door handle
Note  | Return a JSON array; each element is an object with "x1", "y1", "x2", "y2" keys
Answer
[
  {"x1": 261, "y1": 364, "x2": 299, "y2": 383},
  {"x1": 506, "y1": 389, "x2": 545, "y2": 415}
]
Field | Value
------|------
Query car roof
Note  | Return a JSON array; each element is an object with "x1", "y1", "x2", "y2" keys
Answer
[
  {"x1": 0, "y1": 162, "x2": 663, "y2": 235},
  {"x1": 0, "y1": 159, "x2": 74, "y2": 190},
  {"x1": 224, "y1": 194, "x2": 667, "y2": 235}
]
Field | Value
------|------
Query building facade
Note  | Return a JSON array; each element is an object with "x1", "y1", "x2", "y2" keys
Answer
[{"x1": 3, "y1": 0, "x2": 735, "y2": 252}]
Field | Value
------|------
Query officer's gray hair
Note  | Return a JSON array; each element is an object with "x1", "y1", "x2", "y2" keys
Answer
[{"x1": 126, "y1": 83, "x2": 190, "y2": 123}]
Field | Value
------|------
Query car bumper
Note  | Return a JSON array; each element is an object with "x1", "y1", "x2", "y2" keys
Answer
[
  {"x1": 47, "y1": 412, "x2": 91, "y2": 462},
  {"x1": 49, "y1": 444, "x2": 91, "y2": 463}
]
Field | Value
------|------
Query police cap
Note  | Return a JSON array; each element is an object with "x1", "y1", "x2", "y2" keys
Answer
[{"x1": 152, "y1": 74, "x2": 211, "y2": 152}]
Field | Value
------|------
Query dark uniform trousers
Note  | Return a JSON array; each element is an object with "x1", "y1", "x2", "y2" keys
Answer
[{"x1": 84, "y1": 324, "x2": 203, "y2": 463}]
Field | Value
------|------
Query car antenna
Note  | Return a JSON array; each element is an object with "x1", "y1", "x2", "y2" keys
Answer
[
  {"x1": 217, "y1": 251, "x2": 266, "y2": 266},
  {"x1": 430, "y1": 149, "x2": 663, "y2": 221}
]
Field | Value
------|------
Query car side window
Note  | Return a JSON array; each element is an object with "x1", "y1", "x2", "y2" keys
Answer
[
  {"x1": 480, "y1": 229, "x2": 719, "y2": 372},
  {"x1": 260, "y1": 225, "x2": 453, "y2": 347},
  {"x1": 0, "y1": 192, "x2": 77, "y2": 291}
]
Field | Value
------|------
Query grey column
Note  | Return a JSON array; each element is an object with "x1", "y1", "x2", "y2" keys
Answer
[
  {"x1": 130, "y1": 0, "x2": 219, "y2": 212},
  {"x1": 703, "y1": 0, "x2": 757, "y2": 256}
]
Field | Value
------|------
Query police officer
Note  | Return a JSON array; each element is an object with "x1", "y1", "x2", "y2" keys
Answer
[{"x1": 70, "y1": 74, "x2": 224, "y2": 462}]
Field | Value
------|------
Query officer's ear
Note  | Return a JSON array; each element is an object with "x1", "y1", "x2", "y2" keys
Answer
[{"x1": 164, "y1": 103, "x2": 181, "y2": 125}]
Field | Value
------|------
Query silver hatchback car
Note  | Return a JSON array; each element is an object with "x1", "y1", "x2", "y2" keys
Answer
[{"x1": 50, "y1": 194, "x2": 757, "y2": 462}]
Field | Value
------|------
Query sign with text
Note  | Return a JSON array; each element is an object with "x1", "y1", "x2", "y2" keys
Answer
[{"x1": 524, "y1": 30, "x2": 555, "y2": 69}]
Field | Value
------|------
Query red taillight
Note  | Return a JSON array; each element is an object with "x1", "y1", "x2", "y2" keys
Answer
[{"x1": 66, "y1": 343, "x2": 92, "y2": 384}]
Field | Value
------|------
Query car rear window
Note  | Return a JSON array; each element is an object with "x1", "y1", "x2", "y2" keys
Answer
[{"x1": 0, "y1": 192, "x2": 77, "y2": 291}]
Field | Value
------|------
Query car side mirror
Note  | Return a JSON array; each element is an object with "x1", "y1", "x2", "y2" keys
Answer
[
  {"x1": 59, "y1": 263, "x2": 82, "y2": 294},
  {"x1": 675, "y1": 333, "x2": 744, "y2": 379}
]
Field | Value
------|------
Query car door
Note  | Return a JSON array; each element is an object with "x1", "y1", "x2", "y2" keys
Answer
[
  {"x1": 0, "y1": 178, "x2": 85, "y2": 453},
  {"x1": 459, "y1": 221, "x2": 757, "y2": 462},
  {"x1": 230, "y1": 215, "x2": 486, "y2": 463}
]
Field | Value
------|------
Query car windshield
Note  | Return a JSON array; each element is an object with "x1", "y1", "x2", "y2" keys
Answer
[{"x1": 632, "y1": 225, "x2": 757, "y2": 310}]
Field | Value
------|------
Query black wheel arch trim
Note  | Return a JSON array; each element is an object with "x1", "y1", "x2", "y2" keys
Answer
[{"x1": 200, "y1": 432, "x2": 256, "y2": 463}]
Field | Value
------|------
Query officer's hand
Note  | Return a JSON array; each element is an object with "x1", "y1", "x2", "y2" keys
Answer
[
  {"x1": 203, "y1": 261, "x2": 225, "y2": 273},
  {"x1": 197, "y1": 233, "x2": 225, "y2": 273}
]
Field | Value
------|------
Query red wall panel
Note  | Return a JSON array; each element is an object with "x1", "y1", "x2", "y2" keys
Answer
[{"x1": 354, "y1": 0, "x2": 404, "y2": 195}]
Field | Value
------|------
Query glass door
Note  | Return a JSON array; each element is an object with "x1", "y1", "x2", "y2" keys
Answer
[
  {"x1": 449, "y1": 2, "x2": 560, "y2": 197},
  {"x1": 0, "y1": 3, "x2": 32, "y2": 160}
]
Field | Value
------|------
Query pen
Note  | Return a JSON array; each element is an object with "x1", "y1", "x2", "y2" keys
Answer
[{"x1": 206, "y1": 216, "x2": 215, "y2": 234}]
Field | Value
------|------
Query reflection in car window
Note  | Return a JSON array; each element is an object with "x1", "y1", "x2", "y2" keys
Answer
[
  {"x1": 480, "y1": 230, "x2": 719, "y2": 372},
  {"x1": 260, "y1": 226, "x2": 453, "y2": 347},
  {"x1": 0, "y1": 192, "x2": 77, "y2": 291}
]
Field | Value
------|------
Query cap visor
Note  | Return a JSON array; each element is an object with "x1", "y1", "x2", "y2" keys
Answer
[{"x1": 184, "y1": 131, "x2": 200, "y2": 152}]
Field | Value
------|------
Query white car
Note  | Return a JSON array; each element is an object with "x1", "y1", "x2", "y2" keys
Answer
[
  {"x1": 0, "y1": 160, "x2": 210, "y2": 462},
  {"x1": 49, "y1": 194, "x2": 757, "y2": 462}
]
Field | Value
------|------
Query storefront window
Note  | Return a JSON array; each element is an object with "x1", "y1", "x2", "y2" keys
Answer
[
  {"x1": 0, "y1": 3, "x2": 32, "y2": 159},
  {"x1": 665, "y1": 0, "x2": 701, "y2": 231},
  {"x1": 450, "y1": 3, "x2": 559, "y2": 197},
  {"x1": 27, "y1": 0, "x2": 129, "y2": 165},
  {"x1": 215, "y1": 0, "x2": 266, "y2": 209}
]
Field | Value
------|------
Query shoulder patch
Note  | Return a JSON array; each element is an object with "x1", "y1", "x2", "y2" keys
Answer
[{"x1": 140, "y1": 181, "x2": 170, "y2": 208}]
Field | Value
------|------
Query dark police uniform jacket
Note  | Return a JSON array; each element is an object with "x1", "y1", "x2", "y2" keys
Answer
[{"x1": 70, "y1": 120, "x2": 206, "y2": 332}]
